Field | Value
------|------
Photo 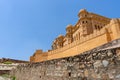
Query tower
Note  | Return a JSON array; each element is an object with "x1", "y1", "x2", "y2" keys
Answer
[
  {"x1": 78, "y1": 9, "x2": 93, "y2": 37},
  {"x1": 66, "y1": 25, "x2": 73, "y2": 44},
  {"x1": 52, "y1": 35, "x2": 64, "y2": 50}
]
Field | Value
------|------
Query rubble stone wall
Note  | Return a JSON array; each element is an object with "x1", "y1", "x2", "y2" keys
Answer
[
  {"x1": 0, "y1": 70, "x2": 10, "y2": 75},
  {"x1": 11, "y1": 39, "x2": 120, "y2": 80}
]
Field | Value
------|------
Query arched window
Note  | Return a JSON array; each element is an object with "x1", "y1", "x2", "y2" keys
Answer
[
  {"x1": 76, "y1": 34, "x2": 78, "y2": 40},
  {"x1": 98, "y1": 25, "x2": 100, "y2": 30},
  {"x1": 82, "y1": 21, "x2": 84, "y2": 24},
  {"x1": 79, "y1": 32, "x2": 80, "y2": 39},
  {"x1": 95, "y1": 25, "x2": 97, "y2": 30}
]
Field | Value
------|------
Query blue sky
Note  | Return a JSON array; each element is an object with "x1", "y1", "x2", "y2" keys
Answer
[{"x1": 0, "y1": 0, "x2": 120, "y2": 61}]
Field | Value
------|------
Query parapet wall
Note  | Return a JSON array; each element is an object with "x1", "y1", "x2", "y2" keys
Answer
[
  {"x1": 47, "y1": 29, "x2": 109, "y2": 60},
  {"x1": 11, "y1": 39, "x2": 120, "y2": 80}
]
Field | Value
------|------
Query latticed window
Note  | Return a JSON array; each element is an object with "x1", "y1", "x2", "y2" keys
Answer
[
  {"x1": 82, "y1": 21, "x2": 84, "y2": 24},
  {"x1": 79, "y1": 32, "x2": 80, "y2": 39},
  {"x1": 95, "y1": 25, "x2": 97, "y2": 29}
]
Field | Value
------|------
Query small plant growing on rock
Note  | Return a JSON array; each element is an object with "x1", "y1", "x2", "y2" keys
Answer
[{"x1": 12, "y1": 76, "x2": 16, "y2": 80}]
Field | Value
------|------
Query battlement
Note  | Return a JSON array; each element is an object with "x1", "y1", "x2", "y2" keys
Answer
[{"x1": 30, "y1": 9, "x2": 120, "y2": 62}]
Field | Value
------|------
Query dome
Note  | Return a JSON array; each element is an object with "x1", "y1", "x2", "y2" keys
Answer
[
  {"x1": 58, "y1": 34, "x2": 64, "y2": 38},
  {"x1": 66, "y1": 24, "x2": 73, "y2": 29},
  {"x1": 78, "y1": 9, "x2": 88, "y2": 17},
  {"x1": 79, "y1": 9, "x2": 87, "y2": 13}
]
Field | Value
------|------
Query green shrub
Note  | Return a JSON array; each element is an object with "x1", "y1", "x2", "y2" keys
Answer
[
  {"x1": 4, "y1": 61, "x2": 12, "y2": 64},
  {"x1": 12, "y1": 76, "x2": 16, "y2": 80}
]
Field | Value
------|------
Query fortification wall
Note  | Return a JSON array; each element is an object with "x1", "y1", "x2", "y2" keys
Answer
[
  {"x1": 30, "y1": 19, "x2": 120, "y2": 62},
  {"x1": 11, "y1": 39, "x2": 120, "y2": 80},
  {"x1": 32, "y1": 29, "x2": 108, "y2": 62},
  {"x1": 48, "y1": 30, "x2": 108, "y2": 57}
]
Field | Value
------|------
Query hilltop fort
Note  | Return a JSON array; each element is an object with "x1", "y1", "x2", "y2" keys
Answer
[
  {"x1": 30, "y1": 9, "x2": 120, "y2": 62},
  {"x1": 11, "y1": 9, "x2": 120, "y2": 80}
]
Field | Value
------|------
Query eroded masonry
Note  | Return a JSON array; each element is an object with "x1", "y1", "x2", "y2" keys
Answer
[{"x1": 30, "y1": 9, "x2": 120, "y2": 62}]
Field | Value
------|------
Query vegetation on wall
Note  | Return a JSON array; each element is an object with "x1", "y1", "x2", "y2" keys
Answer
[{"x1": 3, "y1": 61, "x2": 13, "y2": 64}]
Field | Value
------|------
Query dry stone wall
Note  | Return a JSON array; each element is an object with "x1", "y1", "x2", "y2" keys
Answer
[{"x1": 11, "y1": 39, "x2": 120, "y2": 80}]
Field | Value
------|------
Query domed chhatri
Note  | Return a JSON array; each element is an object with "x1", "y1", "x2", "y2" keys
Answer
[
  {"x1": 79, "y1": 9, "x2": 88, "y2": 13},
  {"x1": 66, "y1": 24, "x2": 73, "y2": 29},
  {"x1": 58, "y1": 34, "x2": 64, "y2": 38},
  {"x1": 78, "y1": 9, "x2": 88, "y2": 18}
]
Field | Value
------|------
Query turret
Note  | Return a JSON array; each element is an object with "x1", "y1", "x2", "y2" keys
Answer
[
  {"x1": 78, "y1": 9, "x2": 88, "y2": 19},
  {"x1": 66, "y1": 25, "x2": 73, "y2": 44},
  {"x1": 52, "y1": 35, "x2": 64, "y2": 50},
  {"x1": 110, "y1": 19, "x2": 120, "y2": 40},
  {"x1": 78, "y1": 9, "x2": 93, "y2": 36},
  {"x1": 56, "y1": 35, "x2": 64, "y2": 48}
]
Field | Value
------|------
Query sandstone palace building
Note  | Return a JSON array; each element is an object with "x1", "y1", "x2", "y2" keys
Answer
[{"x1": 30, "y1": 9, "x2": 120, "y2": 62}]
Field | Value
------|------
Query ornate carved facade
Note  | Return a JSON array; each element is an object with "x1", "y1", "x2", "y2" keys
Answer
[
  {"x1": 30, "y1": 9, "x2": 120, "y2": 62},
  {"x1": 52, "y1": 9, "x2": 110, "y2": 50}
]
